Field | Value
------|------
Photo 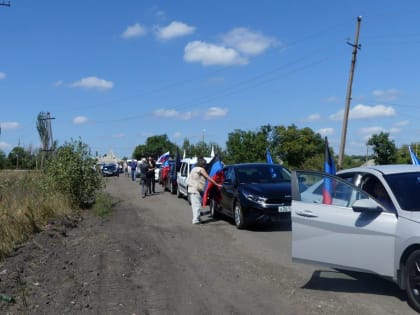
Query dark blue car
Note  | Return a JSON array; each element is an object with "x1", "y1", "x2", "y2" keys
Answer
[
  {"x1": 209, "y1": 163, "x2": 292, "y2": 229},
  {"x1": 101, "y1": 163, "x2": 119, "y2": 177}
]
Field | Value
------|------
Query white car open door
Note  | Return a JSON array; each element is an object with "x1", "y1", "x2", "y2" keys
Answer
[{"x1": 291, "y1": 170, "x2": 397, "y2": 277}]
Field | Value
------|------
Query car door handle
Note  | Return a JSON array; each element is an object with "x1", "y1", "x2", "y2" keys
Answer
[{"x1": 295, "y1": 210, "x2": 318, "y2": 218}]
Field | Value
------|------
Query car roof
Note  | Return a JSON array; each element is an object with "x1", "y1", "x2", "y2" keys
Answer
[
  {"x1": 227, "y1": 163, "x2": 285, "y2": 168},
  {"x1": 180, "y1": 157, "x2": 212, "y2": 164},
  {"x1": 338, "y1": 164, "x2": 420, "y2": 176}
]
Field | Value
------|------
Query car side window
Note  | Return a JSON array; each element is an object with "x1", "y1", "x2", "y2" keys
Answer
[
  {"x1": 224, "y1": 167, "x2": 235, "y2": 183},
  {"x1": 180, "y1": 163, "x2": 187, "y2": 177},
  {"x1": 298, "y1": 172, "x2": 367, "y2": 207},
  {"x1": 360, "y1": 175, "x2": 395, "y2": 212}
]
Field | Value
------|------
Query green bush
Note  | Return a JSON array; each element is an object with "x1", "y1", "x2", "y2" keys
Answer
[{"x1": 42, "y1": 139, "x2": 103, "y2": 207}]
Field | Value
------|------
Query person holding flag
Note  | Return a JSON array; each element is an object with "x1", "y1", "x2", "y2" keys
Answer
[
  {"x1": 322, "y1": 137, "x2": 336, "y2": 205},
  {"x1": 187, "y1": 157, "x2": 222, "y2": 224},
  {"x1": 202, "y1": 154, "x2": 224, "y2": 207}
]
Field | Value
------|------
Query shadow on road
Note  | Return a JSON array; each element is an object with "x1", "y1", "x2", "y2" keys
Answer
[{"x1": 303, "y1": 269, "x2": 406, "y2": 301}]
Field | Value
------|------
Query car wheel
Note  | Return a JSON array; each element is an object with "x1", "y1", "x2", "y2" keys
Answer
[
  {"x1": 405, "y1": 250, "x2": 420, "y2": 312},
  {"x1": 234, "y1": 202, "x2": 246, "y2": 229},
  {"x1": 209, "y1": 199, "x2": 219, "y2": 219}
]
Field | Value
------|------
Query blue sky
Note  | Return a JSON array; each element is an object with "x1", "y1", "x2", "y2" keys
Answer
[{"x1": 1, "y1": 1, "x2": 420, "y2": 159}]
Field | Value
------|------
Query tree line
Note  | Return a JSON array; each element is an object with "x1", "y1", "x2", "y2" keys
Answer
[{"x1": 0, "y1": 123, "x2": 414, "y2": 171}]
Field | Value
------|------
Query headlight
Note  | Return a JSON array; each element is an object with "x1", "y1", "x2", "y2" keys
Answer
[{"x1": 243, "y1": 190, "x2": 267, "y2": 204}]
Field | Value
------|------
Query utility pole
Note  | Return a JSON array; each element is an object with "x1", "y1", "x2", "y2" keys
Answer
[{"x1": 338, "y1": 16, "x2": 362, "y2": 170}]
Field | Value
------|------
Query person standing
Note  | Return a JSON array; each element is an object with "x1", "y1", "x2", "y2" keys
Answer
[
  {"x1": 139, "y1": 158, "x2": 150, "y2": 198},
  {"x1": 147, "y1": 156, "x2": 156, "y2": 194},
  {"x1": 187, "y1": 157, "x2": 221, "y2": 224},
  {"x1": 130, "y1": 160, "x2": 137, "y2": 181}
]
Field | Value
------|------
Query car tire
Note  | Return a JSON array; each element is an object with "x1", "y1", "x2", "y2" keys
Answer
[
  {"x1": 234, "y1": 202, "x2": 247, "y2": 229},
  {"x1": 405, "y1": 249, "x2": 420, "y2": 312},
  {"x1": 209, "y1": 199, "x2": 219, "y2": 219}
]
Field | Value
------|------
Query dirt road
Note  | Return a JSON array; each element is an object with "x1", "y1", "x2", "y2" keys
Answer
[{"x1": 0, "y1": 176, "x2": 417, "y2": 314}]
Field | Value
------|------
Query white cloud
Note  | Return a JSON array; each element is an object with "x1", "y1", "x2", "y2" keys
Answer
[
  {"x1": 326, "y1": 96, "x2": 338, "y2": 103},
  {"x1": 0, "y1": 72, "x2": 6, "y2": 80},
  {"x1": 154, "y1": 21, "x2": 196, "y2": 40},
  {"x1": 173, "y1": 131, "x2": 183, "y2": 138},
  {"x1": 395, "y1": 120, "x2": 409, "y2": 127},
  {"x1": 184, "y1": 41, "x2": 248, "y2": 66},
  {"x1": 53, "y1": 80, "x2": 63, "y2": 87},
  {"x1": 121, "y1": 23, "x2": 147, "y2": 39},
  {"x1": 302, "y1": 113, "x2": 321, "y2": 122},
  {"x1": 389, "y1": 127, "x2": 401, "y2": 134},
  {"x1": 72, "y1": 116, "x2": 89, "y2": 124},
  {"x1": 112, "y1": 133, "x2": 125, "y2": 139},
  {"x1": 0, "y1": 141, "x2": 11, "y2": 151},
  {"x1": 317, "y1": 128, "x2": 334, "y2": 136},
  {"x1": 70, "y1": 76, "x2": 114, "y2": 91},
  {"x1": 182, "y1": 111, "x2": 196, "y2": 120},
  {"x1": 1, "y1": 121, "x2": 20, "y2": 130},
  {"x1": 360, "y1": 126, "x2": 384, "y2": 135},
  {"x1": 372, "y1": 88, "x2": 401, "y2": 101},
  {"x1": 329, "y1": 104, "x2": 396, "y2": 120},
  {"x1": 204, "y1": 107, "x2": 228, "y2": 119},
  {"x1": 221, "y1": 27, "x2": 277, "y2": 56},
  {"x1": 153, "y1": 109, "x2": 180, "y2": 118}
]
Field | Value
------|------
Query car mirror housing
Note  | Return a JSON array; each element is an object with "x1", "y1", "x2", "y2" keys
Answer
[{"x1": 352, "y1": 198, "x2": 383, "y2": 213}]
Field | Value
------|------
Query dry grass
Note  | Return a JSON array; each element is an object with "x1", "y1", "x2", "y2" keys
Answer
[{"x1": 0, "y1": 170, "x2": 74, "y2": 259}]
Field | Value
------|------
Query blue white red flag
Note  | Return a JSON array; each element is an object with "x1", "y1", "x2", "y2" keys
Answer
[
  {"x1": 202, "y1": 154, "x2": 224, "y2": 207},
  {"x1": 409, "y1": 145, "x2": 420, "y2": 165},
  {"x1": 157, "y1": 151, "x2": 170, "y2": 164},
  {"x1": 266, "y1": 148, "x2": 273, "y2": 164},
  {"x1": 322, "y1": 137, "x2": 336, "y2": 205}
]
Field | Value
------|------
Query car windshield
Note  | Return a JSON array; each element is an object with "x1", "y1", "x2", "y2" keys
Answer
[
  {"x1": 385, "y1": 172, "x2": 420, "y2": 211},
  {"x1": 237, "y1": 165, "x2": 291, "y2": 184}
]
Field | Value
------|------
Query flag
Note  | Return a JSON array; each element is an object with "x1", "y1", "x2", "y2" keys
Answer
[
  {"x1": 266, "y1": 148, "x2": 273, "y2": 164},
  {"x1": 183, "y1": 149, "x2": 186, "y2": 159},
  {"x1": 157, "y1": 151, "x2": 170, "y2": 164},
  {"x1": 175, "y1": 148, "x2": 181, "y2": 171},
  {"x1": 210, "y1": 146, "x2": 215, "y2": 158},
  {"x1": 322, "y1": 137, "x2": 336, "y2": 205},
  {"x1": 202, "y1": 154, "x2": 224, "y2": 207},
  {"x1": 409, "y1": 145, "x2": 420, "y2": 165}
]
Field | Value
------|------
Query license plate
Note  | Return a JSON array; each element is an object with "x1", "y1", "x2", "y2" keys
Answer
[{"x1": 278, "y1": 206, "x2": 291, "y2": 213}]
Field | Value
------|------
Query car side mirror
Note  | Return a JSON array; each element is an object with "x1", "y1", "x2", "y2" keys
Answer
[{"x1": 352, "y1": 198, "x2": 383, "y2": 213}]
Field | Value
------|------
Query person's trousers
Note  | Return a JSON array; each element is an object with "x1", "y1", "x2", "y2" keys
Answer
[
  {"x1": 131, "y1": 170, "x2": 136, "y2": 181},
  {"x1": 141, "y1": 178, "x2": 150, "y2": 197},
  {"x1": 189, "y1": 192, "x2": 202, "y2": 224}
]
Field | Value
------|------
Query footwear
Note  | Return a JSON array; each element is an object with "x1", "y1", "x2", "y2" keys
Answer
[{"x1": 192, "y1": 221, "x2": 201, "y2": 225}]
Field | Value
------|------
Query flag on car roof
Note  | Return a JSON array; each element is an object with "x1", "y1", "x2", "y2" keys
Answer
[
  {"x1": 266, "y1": 148, "x2": 273, "y2": 164},
  {"x1": 322, "y1": 137, "x2": 336, "y2": 205},
  {"x1": 202, "y1": 154, "x2": 224, "y2": 207},
  {"x1": 409, "y1": 145, "x2": 420, "y2": 165},
  {"x1": 157, "y1": 151, "x2": 170, "y2": 164}
]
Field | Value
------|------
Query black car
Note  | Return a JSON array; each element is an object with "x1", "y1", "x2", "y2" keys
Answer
[
  {"x1": 209, "y1": 163, "x2": 292, "y2": 229},
  {"x1": 159, "y1": 160, "x2": 179, "y2": 194},
  {"x1": 101, "y1": 163, "x2": 119, "y2": 177}
]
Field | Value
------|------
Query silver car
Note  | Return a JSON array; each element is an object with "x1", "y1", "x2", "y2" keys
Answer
[{"x1": 291, "y1": 165, "x2": 420, "y2": 312}]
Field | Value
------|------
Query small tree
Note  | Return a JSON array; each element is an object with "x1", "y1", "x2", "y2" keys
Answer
[
  {"x1": 43, "y1": 139, "x2": 103, "y2": 207},
  {"x1": 367, "y1": 132, "x2": 397, "y2": 165}
]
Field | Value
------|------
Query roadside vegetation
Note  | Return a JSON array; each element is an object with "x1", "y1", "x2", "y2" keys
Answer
[{"x1": 0, "y1": 139, "x2": 106, "y2": 260}]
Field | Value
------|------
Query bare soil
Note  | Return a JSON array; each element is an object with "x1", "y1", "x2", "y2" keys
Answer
[{"x1": 0, "y1": 176, "x2": 417, "y2": 314}]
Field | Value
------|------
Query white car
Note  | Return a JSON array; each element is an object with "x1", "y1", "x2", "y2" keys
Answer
[
  {"x1": 176, "y1": 157, "x2": 212, "y2": 200},
  {"x1": 291, "y1": 165, "x2": 420, "y2": 312}
]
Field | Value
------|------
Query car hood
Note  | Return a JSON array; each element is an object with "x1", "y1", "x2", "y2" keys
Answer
[{"x1": 240, "y1": 182, "x2": 291, "y2": 199}]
